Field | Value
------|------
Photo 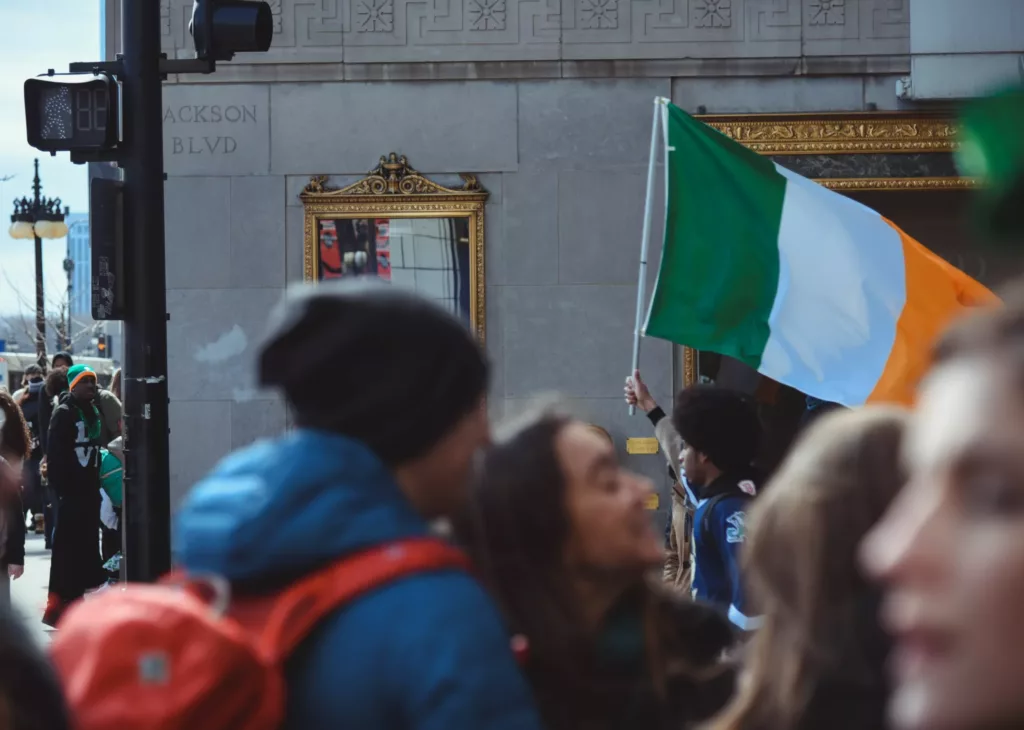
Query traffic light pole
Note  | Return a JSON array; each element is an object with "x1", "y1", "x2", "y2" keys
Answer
[{"x1": 120, "y1": 0, "x2": 172, "y2": 581}]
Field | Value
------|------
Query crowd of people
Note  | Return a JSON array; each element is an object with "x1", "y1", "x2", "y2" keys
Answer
[
  {"x1": 0, "y1": 275, "x2": 1022, "y2": 730},
  {"x1": 0, "y1": 353, "x2": 123, "y2": 628}
]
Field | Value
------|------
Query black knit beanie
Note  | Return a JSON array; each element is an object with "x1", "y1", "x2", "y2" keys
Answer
[{"x1": 258, "y1": 279, "x2": 489, "y2": 467}]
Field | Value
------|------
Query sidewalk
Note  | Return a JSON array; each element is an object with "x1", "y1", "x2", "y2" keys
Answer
[{"x1": 11, "y1": 533, "x2": 56, "y2": 646}]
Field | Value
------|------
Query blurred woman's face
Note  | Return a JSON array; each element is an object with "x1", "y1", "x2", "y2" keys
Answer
[
  {"x1": 861, "y1": 357, "x2": 1024, "y2": 730},
  {"x1": 558, "y1": 422, "x2": 663, "y2": 574}
]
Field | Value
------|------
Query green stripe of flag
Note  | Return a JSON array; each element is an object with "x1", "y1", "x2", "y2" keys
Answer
[{"x1": 644, "y1": 102, "x2": 787, "y2": 370}]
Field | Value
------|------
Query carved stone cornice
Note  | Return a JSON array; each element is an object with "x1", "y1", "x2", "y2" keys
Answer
[{"x1": 700, "y1": 113, "x2": 960, "y2": 155}]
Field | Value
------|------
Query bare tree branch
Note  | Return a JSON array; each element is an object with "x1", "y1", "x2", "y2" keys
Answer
[
  {"x1": 1, "y1": 268, "x2": 38, "y2": 313},
  {"x1": 0, "y1": 269, "x2": 109, "y2": 357}
]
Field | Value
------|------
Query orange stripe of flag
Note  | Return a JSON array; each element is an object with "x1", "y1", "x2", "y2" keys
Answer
[{"x1": 867, "y1": 218, "x2": 1000, "y2": 405}]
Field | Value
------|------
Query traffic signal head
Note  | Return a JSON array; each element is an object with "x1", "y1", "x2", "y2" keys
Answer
[{"x1": 190, "y1": 0, "x2": 274, "y2": 62}]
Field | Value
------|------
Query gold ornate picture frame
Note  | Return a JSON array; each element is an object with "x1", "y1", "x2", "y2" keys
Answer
[
  {"x1": 301, "y1": 153, "x2": 489, "y2": 341},
  {"x1": 699, "y1": 111, "x2": 974, "y2": 193},
  {"x1": 700, "y1": 111, "x2": 960, "y2": 156}
]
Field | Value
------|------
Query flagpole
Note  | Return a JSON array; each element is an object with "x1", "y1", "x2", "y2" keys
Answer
[{"x1": 629, "y1": 96, "x2": 667, "y2": 415}]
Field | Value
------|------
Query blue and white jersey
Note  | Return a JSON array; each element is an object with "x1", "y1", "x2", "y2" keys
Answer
[{"x1": 691, "y1": 476, "x2": 761, "y2": 631}]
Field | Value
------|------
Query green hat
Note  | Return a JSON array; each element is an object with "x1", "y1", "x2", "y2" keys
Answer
[
  {"x1": 957, "y1": 85, "x2": 1024, "y2": 241},
  {"x1": 67, "y1": 364, "x2": 97, "y2": 391}
]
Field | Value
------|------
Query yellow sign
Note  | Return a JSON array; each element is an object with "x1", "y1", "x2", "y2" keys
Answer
[
  {"x1": 645, "y1": 493, "x2": 660, "y2": 510},
  {"x1": 626, "y1": 437, "x2": 660, "y2": 455}
]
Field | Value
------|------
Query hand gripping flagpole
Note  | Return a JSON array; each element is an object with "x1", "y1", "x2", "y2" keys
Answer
[{"x1": 629, "y1": 97, "x2": 667, "y2": 415}]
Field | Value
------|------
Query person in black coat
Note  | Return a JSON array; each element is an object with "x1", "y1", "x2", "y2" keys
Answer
[
  {"x1": 42, "y1": 364, "x2": 105, "y2": 628},
  {"x1": 36, "y1": 352, "x2": 72, "y2": 459},
  {"x1": 38, "y1": 367, "x2": 71, "y2": 551},
  {"x1": 13, "y1": 365, "x2": 45, "y2": 534}
]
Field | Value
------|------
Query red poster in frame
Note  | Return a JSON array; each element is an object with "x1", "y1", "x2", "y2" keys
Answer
[{"x1": 375, "y1": 219, "x2": 391, "y2": 281}]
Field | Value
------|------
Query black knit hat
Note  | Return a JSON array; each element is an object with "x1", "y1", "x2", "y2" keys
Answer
[{"x1": 258, "y1": 279, "x2": 489, "y2": 466}]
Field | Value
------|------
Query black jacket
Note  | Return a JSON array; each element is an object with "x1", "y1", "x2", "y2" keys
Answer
[
  {"x1": 19, "y1": 381, "x2": 45, "y2": 462},
  {"x1": 46, "y1": 393, "x2": 101, "y2": 499},
  {"x1": 37, "y1": 386, "x2": 54, "y2": 457}
]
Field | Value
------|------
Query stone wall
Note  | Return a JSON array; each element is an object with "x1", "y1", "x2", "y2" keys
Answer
[{"x1": 152, "y1": 0, "x2": 923, "y2": 511}]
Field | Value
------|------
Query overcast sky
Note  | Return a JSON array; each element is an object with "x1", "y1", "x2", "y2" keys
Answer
[{"x1": 0, "y1": 1, "x2": 100, "y2": 318}]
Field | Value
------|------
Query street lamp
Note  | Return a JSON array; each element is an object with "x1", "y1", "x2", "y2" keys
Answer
[{"x1": 8, "y1": 159, "x2": 68, "y2": 365}]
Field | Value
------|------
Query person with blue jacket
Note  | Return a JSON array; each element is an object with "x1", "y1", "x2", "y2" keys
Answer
[
  {"x1": 174, "y1": 280, "x2": 543, "y2": 730},
  {"x1": 671, "y1": 385, "x2": 763, "y2": 632}
]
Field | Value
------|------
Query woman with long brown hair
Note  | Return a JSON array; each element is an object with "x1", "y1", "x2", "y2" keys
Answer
[
  {"x1": 709, "y1": 406, "x2": 906, "y2": 730},
  {"x1": 456, "y1": 404, "x2": 736, "y2": 730},
  {"x1": 0, "y1": 391, "x2": 31, "y2": 604}
]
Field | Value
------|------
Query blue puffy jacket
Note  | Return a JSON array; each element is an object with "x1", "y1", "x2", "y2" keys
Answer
[{"x1": 174, "y1": 429, "x2": 543, "y2": 730}]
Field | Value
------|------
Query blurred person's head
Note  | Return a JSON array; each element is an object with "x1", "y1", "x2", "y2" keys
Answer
[
  {"x1": 51, "y1": 352, "x2": 73, "y2": 370},
  {"x1": 259, "y1": 279, "x2": 490, "y2": 520},
  {"x1": 462, "y1": 404, "x2": 663, "y2": 596},
  {"x1": 714, "y1": 406, "x2": 906, "y2": 730},
  {"x1": 672, "y1": 385, "x2": 761, "y2": 488},
  {"x1": 861, "y1": 291, "x2": 1024, "y2": 730},
  {"x1": 23, "y1": 365, "x2": 43, "y2": 384},
  {"x1": 45, "y1": 368, "x2": 69, "y2": 399},
  {"x1": 0, "y1": 391, "x2": 32, "y2": 462},
  {"x1": 66, "y1": 365, "x2": 98, "y2": 405},
  {"x1": 109, "y1": 368, "x2": 122, "y2": 401}
]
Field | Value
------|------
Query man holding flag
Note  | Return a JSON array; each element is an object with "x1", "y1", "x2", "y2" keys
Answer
[
  {"x1": 626, "y1": 97, "x2": 999, "y2": 632},
  {"x1": 627, "y1": 370, "x2": 762, "y2": 631}
]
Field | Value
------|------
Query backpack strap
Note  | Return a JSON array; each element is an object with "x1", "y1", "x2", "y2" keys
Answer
[
  {"x1": 227, "y1": 537, "x2": 471, "y2": 664},
  {"x1": 699, "y1": 493, "x2": 727, "y2": 538}
]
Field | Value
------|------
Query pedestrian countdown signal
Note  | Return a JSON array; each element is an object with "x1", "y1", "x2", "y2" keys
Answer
[{"x1": 24, "y1": 73, "x2": 119, "y2": 153}]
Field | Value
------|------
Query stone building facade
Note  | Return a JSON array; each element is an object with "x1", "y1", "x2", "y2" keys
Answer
[{"x1": 98, "y1": 0, "x2": 1021, "y2": 514}]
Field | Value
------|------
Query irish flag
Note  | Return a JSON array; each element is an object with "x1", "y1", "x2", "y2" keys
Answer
[{"x1": 643, "y1": 101, "x2": 998, "y2": 407}]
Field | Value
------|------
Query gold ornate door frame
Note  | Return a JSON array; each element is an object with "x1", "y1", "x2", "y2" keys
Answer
[{"x1": 680, "y1": 110, "x2": 971, "y2": 386}]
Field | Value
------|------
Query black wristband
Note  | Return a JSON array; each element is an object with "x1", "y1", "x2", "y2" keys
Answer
[{"x1": 647, "y1": 406, "x2": 666, "y2": 426}]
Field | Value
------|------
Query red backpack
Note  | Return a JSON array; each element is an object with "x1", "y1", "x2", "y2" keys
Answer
[{"x1": 49, "y1": 537, "x2": 470, "y2": 730}]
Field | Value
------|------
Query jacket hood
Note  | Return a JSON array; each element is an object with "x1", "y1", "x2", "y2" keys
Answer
[
  {"x1": 56, "y1": 391, "x2": 79, "y2": 408},
  {"x1": 173, "y1": 430, "x2": 429, "y2": 583}
]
